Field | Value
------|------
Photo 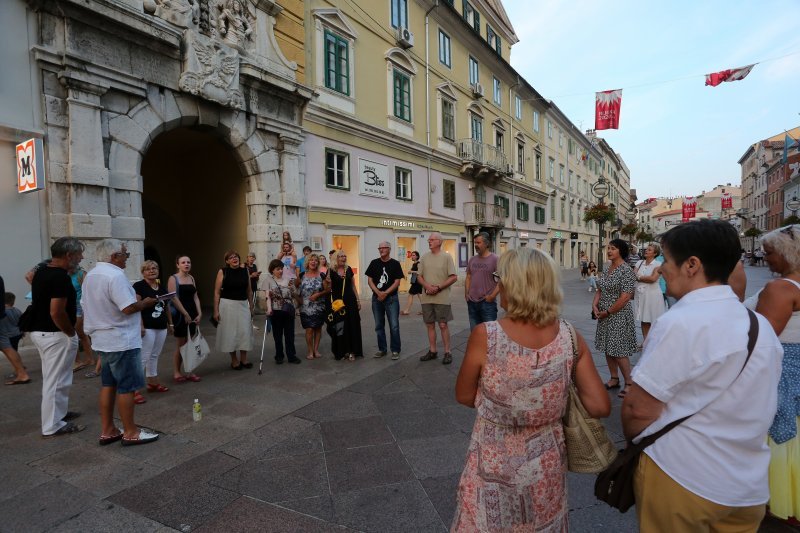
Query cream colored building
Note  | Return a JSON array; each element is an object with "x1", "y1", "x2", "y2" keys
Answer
[{"x1": 302, "y1": 0, "x2": 550, "y2": 284}]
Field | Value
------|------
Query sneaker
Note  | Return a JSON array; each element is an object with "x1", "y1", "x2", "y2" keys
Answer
[
  {"x1": 442, "y1": 352, "x2": 453, "y2": 365},
  {"x1": 374, "y1": 351, "x2": 387, "y2": 358},
  {"x1": 420, "y1": 351, "x2": 438, "y2": 361},
  {"x1": 391, "y1": 352, "x2": 400, "y2": 360},
  {"x1": 121, "y1": 429, "x2": 159, "y2": 446},
  {"x1": 42, "y1": 422, "x2": 86, "y2": 438}
]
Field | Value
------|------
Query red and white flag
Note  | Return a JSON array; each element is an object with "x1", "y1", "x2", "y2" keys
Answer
[
  {"x1": 721, "y1": 193, "x2": 733, "y2": 209},
  {"x1": 682, "y1": 196, "x2": 697, "y2": 222},
  {"x1": 704, "y1": 64, "x2": 755, "y2": 87},
  {"x1": 595, "y1": 89, "x2": 622, "y2": 130}
]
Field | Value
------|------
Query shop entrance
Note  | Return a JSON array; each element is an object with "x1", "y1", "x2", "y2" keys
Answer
[
  {"x1": 331, "y1": 234, "x2": 361, "y2": 293},
  {"x1": 141, "y1": 127, "x2": 247, "y2": 300},
  {"x1": 396, "y1": 235, "x2": 417, "y2": 292}
]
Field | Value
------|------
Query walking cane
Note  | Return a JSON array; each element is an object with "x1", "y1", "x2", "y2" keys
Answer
[{"x1": 258, "y1": 314, "x2": 270, "y2": 375}]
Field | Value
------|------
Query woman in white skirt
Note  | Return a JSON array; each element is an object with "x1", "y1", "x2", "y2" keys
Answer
[
  {"x1": 213, "y1": 250, "x2": 253, "y2": 370},
  {"x1": 633, "y1": 243, "x2": 666, "y2": 343}
]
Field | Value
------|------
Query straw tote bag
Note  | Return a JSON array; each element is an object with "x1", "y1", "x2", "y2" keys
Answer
[{"x1": 562, "y1": 321, "x2": 618, "y2": 473}]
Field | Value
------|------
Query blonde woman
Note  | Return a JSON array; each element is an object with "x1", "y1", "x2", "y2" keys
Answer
[
  {"x1": 167, "y1": 255, "x2": 202, "y2": 382},
  {"x1": 213, "y1": 250, "x2": 253, "y2": 370},
  {"x1": 327, "y1": 250, "x2": 362, "y2": 361},
  {"x1": 133, "y1": 261, "x2": 173, "y2": 401},
  {"x1": 633, "y1": 243, "x2": 667, "y2": 343},
  {"x1": 453, "y1": 248, "x2": 609, "y2": 531}
]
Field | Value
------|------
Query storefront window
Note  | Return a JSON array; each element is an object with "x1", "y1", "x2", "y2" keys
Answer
[
  {"x1": 396, "y1": 236, "x2": 417, "y2": 292},
  {"x1": 442, "y1": 239, "x2": 457, "y2": 262},
  {"x1": 332, "y1": 234, "x2": 361, "y2": 293}
]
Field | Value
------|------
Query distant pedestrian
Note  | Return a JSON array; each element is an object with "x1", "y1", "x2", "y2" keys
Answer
[
  {"x1": 132, "y1": 261, "x2": 172, "y2": 400},
  {"x1": 245, "y1": 252, "x2": 260, "y2": 295},
  {"x1": 633, "y1": 243, "x2": 666, "y2": 344},
  {"x1": 213, "y1": 250, "x2": 253, "y2": 370},
  {"x1": 401, "y1": 251, "x2": 422, "y2": 315},
  {"x1": 417, "y1": 233, "x2": 457, "y2": 364},
  {"x1": 366, "y1": 241, "x2": 404, "y2": 360},
  {"x1": 261, "y1": 259, "x2": 300, "y2": 364},
  {"x1": 2, "y1": 290, "x2": 30, "y2": 385},
  {"x1": 755, "y1": 249, "x2": 765, "y2": 266},
  {"x1": 587, "y1": 261, "x2": 598, "y2": 292},
  {"x1": 28, "y1": 237, "x2": 85, "y2": 437},
  {"x1": 327, "y1": 250, "x2": 362, "y2": 361},
  {"x1": 167, "y1": 255, "x2": 202, "y2": 383},
  {"x1": 318, "y1": 254, "x2": 329, "y2": 275},
  {"x1": 70, "y1": 265, "x2": 94, "y2": 372},
  {"x1": 580, "y1": 251, "x2": 589, "y2": 279},
  {"x1": 277, "y1": 241, "x2": 298, "y2": 282},
  {"x1": 83, "y1": 239, "x2": 159, "y2": 446},
  {"x1": 297, "y1": 246, "x2": 312, "y2": 275},
  {"x1": 296, "y1": 254, "x2": 329, "y2": 359},
  {"x1": 465, "y1": 232, "x2": 499, "y2": 330}
]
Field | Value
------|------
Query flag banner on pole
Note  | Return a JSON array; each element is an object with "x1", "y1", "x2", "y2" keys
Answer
[
  {"x1": 721, "y1": 193, "x2": 733, "y2": 209},
  {"x1": 704, "y1": 64, "x2": 755, "y2": 87},
  {"x1": 785, "y1": 134, "x2": 799, "y2": 164},
  {"x1": 595, "y1": 89, "x2": 622, "y2": 130},
  {"x1": 682, "y1": 196, "x2": 697, "y2": 222}
]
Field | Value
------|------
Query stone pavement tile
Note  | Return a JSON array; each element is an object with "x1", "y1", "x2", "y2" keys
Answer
[
  {"x1": 115, "y1": 433, "x2": 218, "y2": 471},
  {"x1": 420, "y1": 473, "x2": 461, "y2": 528},
  {"x1": 567, "y1": 471, "x2": 602, "y2": 511},
  {"x1": 319, "y1": 415, "x2": 394, "y2": 451},
  {"x1": 332, "y1": 480, "x2": 446, "y2": 533},
  {"x1": 0, "y1": 478, "x2": 99, "y2": 533},
  {"x1": 276, "y1": 494, "x2": 338, "y2": 523},
  {"x1": 195, "y1": 496, "x2": 349, "y2": 533},
  {"x1": 326, "y1": 442, "x2": 415, "y2": 493},
  {"x1": 373, "y1": 376, "x2": 421, "y2": 394},
  {"x1": 398, "y1": 433, "x2": 469, "y2": 479},
  {"x1": 176, "y1": 417, "x2": 251, "y2": 448},
  {"x1": 0, "y1": 456, "x2": 53, "y2": 504},
  {"x1": 109, "y1": 451, "x2": 241, "y2": 530},
  {"x1": 216, "y1": 415, "x2": 316, "y2": 461},
  {"x1": 372, "y1": 389, "x2": 437, "y2": 415},
  {"x1": 423, "y1": 385, "x2": 461, "y2": 409},
  {"x1": 260, "y1": 424, "x2": 324, "y2": 460},
  {"x1": 345, "y1": 367, "x2": 406, "y2": 394},
  {"x1": 1, "y1": 431, "x2": 81, "y2": 464},
  {"x1": 404, "y1": 362, "x2": 456, "y2": 386},
  {"x1": 48, "y1": 500, "x2": 170, "y2": 533},
  {"x1": 31, "y1": 445, "x2": 162, "y2": 499},
  {"x1": 294, "y1": 389, "x2": 381, "y2": 423},
  {"x1": 212, "y1": 453, "x2": 328, "y2": 503},
  {"x1": 567, "y1": 502, "x2": 637, "y2": 531},
  {"x1": 440, "y1": 405, "x2": 476, "y2": 434},
  {"x1": 385, "y1": 408, "x2": 458, "y2": 441}
]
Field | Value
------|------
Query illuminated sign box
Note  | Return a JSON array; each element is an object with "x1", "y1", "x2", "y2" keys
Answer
[{"x1": 16, "y1": 138, "x2": 46, "y2": 194}]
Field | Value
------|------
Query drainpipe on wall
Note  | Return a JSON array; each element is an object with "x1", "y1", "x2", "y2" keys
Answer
[
  {"x1": 508, "y1": 77, "x2": 520, "y2": 247},
  {"x1": 425, "y1": 1, "x2": 438, "y2": 217}
]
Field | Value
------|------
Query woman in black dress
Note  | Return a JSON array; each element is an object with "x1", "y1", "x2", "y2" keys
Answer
[
  {"x1": 327, "y1": 250, "x2": 362, "y2": 361},
  {"x1": 167, "y1": 255, "x2": 202, "y2": 383},
  {"x1": 401, "y1": 251, "x2": 422, "y2": 315},
  {"x1": 213, "y1": 250, "x2": 253, "y2": 370}
]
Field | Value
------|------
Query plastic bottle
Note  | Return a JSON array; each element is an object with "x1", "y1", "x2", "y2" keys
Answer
[{"x1": 192, "y1": 398, "x2": 202, "y2": 422}]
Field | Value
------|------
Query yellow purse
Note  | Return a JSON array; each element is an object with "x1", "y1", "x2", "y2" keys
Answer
[{"x1": 326, "y1": 270, "x2": 347, "y2": 323}]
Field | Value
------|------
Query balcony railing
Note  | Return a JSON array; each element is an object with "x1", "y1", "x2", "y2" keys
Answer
[
  {"x1": 463, "y1": 202, "x2": 506, "y2": 227},
  {"x1": 457, "y1": 139, "x2": 509, "y2": 178}
]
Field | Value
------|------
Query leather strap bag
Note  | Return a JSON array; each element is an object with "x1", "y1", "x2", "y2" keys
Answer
[
  {"x1": 563, "y1": 321, "x2": 618, "y2": 473},
  {"x1": 594, "y1": 309, "x2": 759, "y2": 512}
]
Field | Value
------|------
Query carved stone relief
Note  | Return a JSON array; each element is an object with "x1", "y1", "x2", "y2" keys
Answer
[
  {"x1": 178, "y1": 30, "x2": 244, "y2": 109},
  {"x1": 142, "y1": 0, "x2": 199, "y2": 28}
]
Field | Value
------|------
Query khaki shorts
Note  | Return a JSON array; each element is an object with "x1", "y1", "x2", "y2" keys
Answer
[{"x1": 421, "y1": 304, "x2": 453, "y2": 324}]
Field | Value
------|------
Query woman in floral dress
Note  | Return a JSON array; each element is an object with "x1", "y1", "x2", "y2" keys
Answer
[
  {"x1": 592, "y1": 239, "x2": 638, "y2": 398},
  {"x1": 296, "y1": 254, "x2": 329, "y2": 359},
  {"x1": 453, "y1": 248, "x2": 610, "y2": 532}
]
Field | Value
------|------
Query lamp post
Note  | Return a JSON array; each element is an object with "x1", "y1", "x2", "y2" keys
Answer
[{"x1": 591, "y1": 177, "x2": 610, "y2": 272}]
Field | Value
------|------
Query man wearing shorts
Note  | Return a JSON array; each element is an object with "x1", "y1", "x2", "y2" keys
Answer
[
  {"x1": 417, "y1": 233, "x2": 457, "y2": 364},
  {"x1": 82, "y1": 239, "x2": 160, "y2": 446}
]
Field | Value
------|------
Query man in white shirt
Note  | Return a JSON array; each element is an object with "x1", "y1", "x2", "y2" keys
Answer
[
  {"x1": 82, "y1": 239, "x2": 160, "y2": 446},
  {"x1": 622, "y1": 219, "x2": 782, "y2": 531}
]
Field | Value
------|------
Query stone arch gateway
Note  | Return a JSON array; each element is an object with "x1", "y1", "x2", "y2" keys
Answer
[{"x1": 32, "y1": 0, "x2": 312, "y2": 275}]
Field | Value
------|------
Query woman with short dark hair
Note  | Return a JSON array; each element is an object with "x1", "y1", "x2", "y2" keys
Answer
[
  {"x1": 213, "y1": 250, "x2": 253, "y2": 370},
  {"x1": 592, "y1": 238, "x2": 638, "y2": 398},
  {"x1": 261, "y1": 259, "x2": 299, "y2": 364}
]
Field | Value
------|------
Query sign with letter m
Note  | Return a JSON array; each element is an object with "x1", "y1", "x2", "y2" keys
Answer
[{"x1": 16, "y1": 138, "x2": 46, "y2": 194}]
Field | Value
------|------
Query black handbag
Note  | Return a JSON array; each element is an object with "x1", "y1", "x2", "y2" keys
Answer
[{"x1": 594, "y1": 309, "x2": 759, "y2": 512}]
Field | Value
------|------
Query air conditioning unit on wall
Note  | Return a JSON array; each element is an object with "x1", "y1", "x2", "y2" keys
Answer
[
  {"x1": 396, "y1": 27, "x2": 414, "y2": 48},
  {"x1": 471, "y1": 83, "x2": 484, "y2": 98}
]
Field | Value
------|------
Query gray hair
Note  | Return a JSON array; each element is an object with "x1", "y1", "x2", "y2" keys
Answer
[
  {"x1": 247, "y1": 252, "x2": 256, "y2": 259},
  {"x1": 474, "y1": 232, "x2": 491, "y2": 245},
  {"x1": 378, "y1": 241, "x2": 391, "y2": 249},
  {"x1": 762, "y1": 225, "x2": 800, "y2": 272},
  {"x1": 50, "y1": 237, "x2": 85, "y2": 258},
  {"x1": 95, "y1": 239, "x2": 124, "y2": 262},
  {"x1": 646, "y1": 243, "x2": 662, "y2": 257}
]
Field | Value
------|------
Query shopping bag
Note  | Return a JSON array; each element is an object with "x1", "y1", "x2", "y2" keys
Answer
[{"x1": 180, "y1": 324, "x2": 210, "y2": 373}]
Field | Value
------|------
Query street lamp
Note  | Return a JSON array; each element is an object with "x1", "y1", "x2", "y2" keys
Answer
[{"x1": 591, "y1": 177, "x2": 610, "y2": 271}]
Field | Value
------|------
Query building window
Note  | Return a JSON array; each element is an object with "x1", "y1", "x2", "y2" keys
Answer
[
  {"x1": 492, "y1": 77, "x2": 501, "y2": 105},
  {"x1": 568, "y1": 138, "x2": 575, "y2": 155},
  {"x1": 470, "y1": 113, "x2": 483, "y2": 142},
  {"x1": 468, "y1": 56, "x2": 479, "y2": 85},
  {"x1": 568, "y1": 170, "x2": 573, "y2": 190},
  {"x1": 559, "y1": 164, "x2": 564, "y2": 184},
  {"x1": 438, "y1": 30, "x2": 451, "y2": 67},
  {"x1": 325, "y1": 149, "x2": 349, "y2": 189},
  {"x1": 441, "y1": 98, "x2": 455, "y2": 141},
  {"x1": 569, "y1": 204, "x2": 573, "y2": 225},
  {"x1": 486, "y1": 25, "x2": 501, "y2": 56},
  {"x1": 517, "y1": 201, "x2": 529, "y2": 221},
  {"x1": 391, "y1": 0, "x2": 408, "y2": 28},
  {"x1": 515, "y1": 95, "x2": 522, "y2": 120},
  {"x1": 547, "y1": 120, "x2": 553, "y2": 139},
  {"x1": 393, "y1": 70, "x2": 411, "y2": 122},
  {"x1": 550, "y1": 197, "x2": 555, "y2": 220},
  {"x1": 533, "y1": 110, "x2": 540, "y2": 132},
  {"x1": 534, "y1": 206, "x2": 545, "y2": 224},
  {"x1": 559, "y1": 132, "x2": 564, "y2": 148},
  {"x1": 443, "y1": 179, "x2": 456, "y2": 208},
  {"x1": 395, "y1": 167, "x2": 412, "y2": 200},
  {"x1": 548, "y1": 158, "x2": 554, "y2": 181},
  {"x1": 495, "y1": 131, "x2": 503, "y2": 151},
  {"x1": 463, "y1": 1, "x2": 480, "y2": 32},
  {"x1": 494, "y1": 194, "x2": 509, "y2": 218},
  {"x1": 324, "y1": 30, "x2": 349, "y2": 95},
  {"x1": 560, "y1": 200, "x2": 565, "y2": 222},
  {"x1": 535, "y1": 152, "x2": 542, "y2": 181},
  {"x1": 516, "y1": 142, "x2": 524, "y2": 173}
]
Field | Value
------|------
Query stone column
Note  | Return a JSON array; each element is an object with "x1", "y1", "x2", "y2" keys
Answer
[{"x1": 278, "y1": 134, "x2": 306, "y2": 243}]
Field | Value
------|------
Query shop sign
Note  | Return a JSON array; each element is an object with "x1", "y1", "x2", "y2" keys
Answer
[
  {"x1": 358, "y1": 158, "x2": 389, "y2": 198},
  {"x1": 519, "y1": 232, "x2": 529, "y2": 238},
  {"x1": 16, "y1": 138, "x2": 45, "y2": 194},
  {"x1": 382, "y1": 219, "x2": 435, "y2": 230}
]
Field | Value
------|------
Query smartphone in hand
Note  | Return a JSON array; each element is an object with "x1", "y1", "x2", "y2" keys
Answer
[{"x1": 156, "y1": 291, "x2": 177, "y2": 302}]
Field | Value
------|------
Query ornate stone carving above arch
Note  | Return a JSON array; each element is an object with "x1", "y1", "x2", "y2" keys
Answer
[{"x1": 384, "y1": 47, "x2": 417, "y2": 75}]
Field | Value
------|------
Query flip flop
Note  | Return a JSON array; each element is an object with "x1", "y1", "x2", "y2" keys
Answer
[
  {"x1": 173, "y1": 376, "x2": 188, "y2": 383},
  {"x1": 72, "y1": 363, "x2": 90, "y2": 372},
  {"x1": 5, "y1": 378, "x2": 31, "y2": 386},
  {"x1": 185, "y1": 374, "x2": 201, "y2": 382}
]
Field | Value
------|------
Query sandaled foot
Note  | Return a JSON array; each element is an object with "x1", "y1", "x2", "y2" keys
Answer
[
  {"x1": 306, "y1": 354, "x2": 315, "y2": 360},
  {"x1": 147, "y1": 383, "x2": 170, "y2": 393},
  {"x1": 134, "y1": 392, "x2": 147, "y2": 404},
  {"x1": 604, "y1": 377, "x2": 621, "y2": 390},
  {"x1": 99, "y1": 428, "x2": 123, "y2": 446},
  {"x1": 400, "y1": 311, "x2": 410, "y2": 315},
  {"x1": 618, "y1": 385, "x2": 631, "y2": 398}
]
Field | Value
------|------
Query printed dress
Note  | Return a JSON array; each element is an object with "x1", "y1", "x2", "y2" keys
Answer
[
  {"x1": 594, "y1": 263, "x2": 637, "y2": 357},
  {"x1": 452, "y1": 321, "x2": 573, "y2": 532},
  {"x1": 299, "y1": 275, "x2": 326, "y2": 329}
]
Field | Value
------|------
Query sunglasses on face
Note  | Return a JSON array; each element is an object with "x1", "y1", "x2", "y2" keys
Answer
[
  {"x1": 492, "y1": 271, "x2": 501, "y2": 283},
  {"x1": 114, "y1": 251, "x2": 130, "y2": 258}
]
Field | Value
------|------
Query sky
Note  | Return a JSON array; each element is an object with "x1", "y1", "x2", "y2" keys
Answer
[{"x1": 503, "y1": 0, "x2": 800, "y2": 200}]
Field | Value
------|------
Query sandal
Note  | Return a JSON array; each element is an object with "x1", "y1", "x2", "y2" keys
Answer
[
  {"x1": 347, "y1": 353, "x2": 355, "y2": 362},
  {"x1": 400, "y1": 311, "x2": 410, "y2": 315},
  {"x1": 186, "y1": 374, "x2": 201, "y2": 382},
  {"x1": 173, "y1": 375, "x2": 188, "y2": 383},
  {"x1": 618, "y1": 385, "x2": 631, "y2": 398},
  {"x1": 147, "y1": 383, "x2": 169, "y2": 393},
  {"x1": 99, "y1": 429, "x2": 123, "y2": 446},
  {"x1": 604, "y1": 377, "x2": 621, "y2": 390},
  {"x1": 134, "y1": 392, "x2": 147, "y2": 404},
  {"x1": 241, "y1": 362, "x2": 253, "y2": 369}
]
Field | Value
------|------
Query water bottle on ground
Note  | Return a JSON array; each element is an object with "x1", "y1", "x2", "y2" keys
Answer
[{"x1": 192, "y1": 398, "x2": 202, "y2": 422}]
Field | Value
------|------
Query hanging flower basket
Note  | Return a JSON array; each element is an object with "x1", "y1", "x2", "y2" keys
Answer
[{"x1": 583, "y1": 203, "x2": 617, "y2": 225}]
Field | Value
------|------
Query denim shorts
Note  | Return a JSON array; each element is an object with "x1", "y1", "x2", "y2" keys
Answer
[{"x1": 99, "y1": 348, "x2": 145, "y2": 393}]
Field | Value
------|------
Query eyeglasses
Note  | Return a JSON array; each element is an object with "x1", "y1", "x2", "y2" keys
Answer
[
  {"x1": 378, "y1": 247, "x2": 390, "y2": 250},
  {"x1": 782, "y1": 225, "x2": 796, "y2": 240},
  {"x1": 114, "y1": 251, "x2": 130, "y2": 258},
  {"x1": 492, "y1": 271, "x2": 501, "y2": 283}
]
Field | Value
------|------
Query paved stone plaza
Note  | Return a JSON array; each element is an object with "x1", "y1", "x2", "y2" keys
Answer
[{"x1": 0, "y1": 266, "x2": 794, "y2": 532}]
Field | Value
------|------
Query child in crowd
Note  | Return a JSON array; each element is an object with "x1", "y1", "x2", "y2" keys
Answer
[
  {"x1": 587, "y1": 261, "x2": 598, "y2": 292},
  {"x1": 2, "y1": 292, "x2": 30, "y2": 385}
]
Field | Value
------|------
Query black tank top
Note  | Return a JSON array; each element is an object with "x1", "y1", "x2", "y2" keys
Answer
[{"x1": 220, "y1": 267, "x2": 249, "y2": 301}]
